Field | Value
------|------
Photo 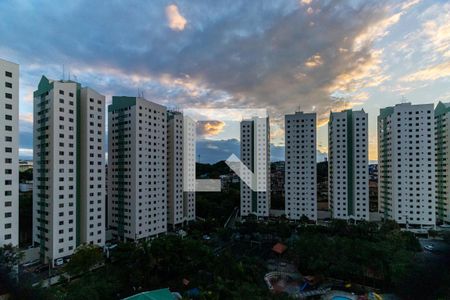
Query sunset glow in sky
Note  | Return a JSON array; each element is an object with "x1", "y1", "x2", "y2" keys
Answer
[{"x1": 1, "y1": 0, "x2": 450, "y2": 161}]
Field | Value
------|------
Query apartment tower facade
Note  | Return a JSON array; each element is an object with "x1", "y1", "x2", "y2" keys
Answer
[
  {"x1": 0, "y1": 58, "x2": 19, "y2": 246},
  {"x1": 240, "y1": 117, "x2": 271, "y2": 218},
  {"x1": 167, "y1": 111, "x2": 196, "y2": 228},
  {"x1": 33, "y1": 76, "x2": 105, "y2": 265},
  {"x1": 328, "y1": 109, "x2": 369, "y2": 220},
  {"x1": 108, "y1": 97, "x2": 167, "y2": 241},
  {"x1": 378, "y1": 103, "x2": 435, "y2": 228},
  {"x1": 285, "y1": 112, "x2": 317, "y2": 221},
  {"x1": 436, "y1": 102, "x2": 450, "y2": 225}
]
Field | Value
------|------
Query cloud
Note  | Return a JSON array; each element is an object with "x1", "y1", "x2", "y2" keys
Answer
[
  {"x1": 270, "y1": 126, "x2": 285, "y2": 145},
  {"x1": 353, "y1": 12, "x2": 402, "y2": 51},
  {"x1": 19, "y1": 112, "x2": 34, "y2": 133},
  {"x1": 304, "y1": 54, "x2": 323, "y2": 68},
  {"x1": 0, "y1": 0, "x2": 419, "y2": 140},
  {"x1": 423, "y1": 17, "x2": 450, "y2": 58},
  {"x1": 196, "y1": 120, "x2": 226, "y2": 136},
  {"x1": 166, "y1": 4, "x2": 187, "y2": 31},
  {"x1": 400, "y1": 0, "x2": 421, "y2": 11},
  {"x1": 19, "y1": 148, "x2": 33, "y2": 159},
  {"x1": 19, "y1": 112, "x2": 33, "y2": 123},
  {"x1": 352, "y1": 91, "x2": 369, "y2": 101},
  {"x1": 300, "y1": 0, "x2": 312, "y2": 5},
  {"x1": 400, "y1": 61, "x2": 450, "y2": 82},
  {"x1": 328, "y1": 49, "x2": 389, "y2": 94}
]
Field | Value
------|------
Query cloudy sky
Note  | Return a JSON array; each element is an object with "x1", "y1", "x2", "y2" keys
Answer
[{"x1": 1, "y1": 0, "x2": 450, "y2": 162}]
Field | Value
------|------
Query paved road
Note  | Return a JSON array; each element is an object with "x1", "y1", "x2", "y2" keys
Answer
[{"x1": 418, "y1": 238, "x2": 450, "y2": 257}]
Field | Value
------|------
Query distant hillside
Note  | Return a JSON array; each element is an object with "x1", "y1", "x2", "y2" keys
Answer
[
  {"x1": 197, "y1": 160, "x2": 329, "y2": 181},
  {"x1": 196, "y1": 161, "x2": 232, "y2": 179},
  {"x1": 196, "y1": 138, "x2": 327, "y2": 164}
]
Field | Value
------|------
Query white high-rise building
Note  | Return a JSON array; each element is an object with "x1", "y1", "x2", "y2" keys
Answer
[
  {"x1": 285, "y1": 112, "x2": 317, "y2": 221},
  {"x1": 183, "y1": 116, "x2": 196, "y2": 223},
  {"x1": 0, "y1": 59, "x2": 19, "y2": 246},
  {"x1": 328, "y1": 109, "x2": 369, "y2": 221},
  {"x1": 240, "y1": 117, "x2": 271, "y2": 218},
  {"x1": 167, "y1": 111, "x2": 196, "y2": 228},
  {"x1": 108, "y1": 96, "x2": 167, "y2": 241},
  {"x1": 378, "y1": 103, "x2": 435, "y2": 228},
  {"x1": 436, "y1": 102, "x2": 450, "y2": 225},
  {"x1": 33, "y1": 76, "x2": 106, "y2": 266},
  {"x1": 79, "y1": 88, "x2": 106, "y2": 245}
]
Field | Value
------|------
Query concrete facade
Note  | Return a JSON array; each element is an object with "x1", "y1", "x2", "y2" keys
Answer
[
  {"x1": 108, "y1": 97, "x2": 167, "y2": 241},
  {"x1": 285, "y1": 112, "x2": 317, "y2": 221},
  {"x1": 329, "y1": 109, "x2": 369, "y2": 221},
  {"x1": 378, "y1": 103, "x2": 435, "y2": 228},
  {"x1": 0, "y1": 58, "x2": 19, "y2": 246},
  {"x1": 240, "y1": 117, "x2": 271, "y2": 218}
]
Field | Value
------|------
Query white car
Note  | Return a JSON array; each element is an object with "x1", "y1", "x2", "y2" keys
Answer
[
  {"x1": 424, "y1": 244, "x2": 434, "y2": 251},
  {"x1": 55, "y1": 258, "x2": 64, "y2": 266}
]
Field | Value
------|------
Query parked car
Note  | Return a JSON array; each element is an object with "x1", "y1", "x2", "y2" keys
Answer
[
  {"x1": 424, "y1": 244, "x2": 434, "y2": 251},
  {"x1": 55, "y1": 258, "x2": 64, "y2": 266}
]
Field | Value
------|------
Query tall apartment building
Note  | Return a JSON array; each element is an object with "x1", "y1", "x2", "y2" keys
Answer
[
  {"x1": 108, "y1": 96, "x2": 167, "y2": 241},
  {"x1": 240, "y1": 117, "x2": 271, "y2": 218},
  {"x1": 0, "y1": 59, "x2": 19, "y2": 246},
  {"x1": 33, "y1": 76, "x2": 105, "y2": 266},
  {"x1": 436, "y1": 102, "x2": 450, "y2": 225},
  {"x1": 285, "y1": 112, "x2": 317, "y2": 221},
  {"x1": 328, "y1": 109, "x2": 369, "y2": 221},
  {"x1": 167, "y1": 111, "x2": 195, "y2": 228},
  {"x1": 378, "y1": 103, "x2": 435, "y2": 228},
  {"x1": 79, "y1": 88, "x2": 106, "y2": 246},
  {"x1": 183, "y1": 116, "x2": 196, "y2": 223}
]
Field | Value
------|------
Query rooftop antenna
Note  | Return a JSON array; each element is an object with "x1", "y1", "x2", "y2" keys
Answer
[
  {"x1": 62, "y1": 64, "x2": 65, "y2": 80},
  {"x1": 68, "y1": 71, "x2": 71, "y2": 81},
  {"x1": 297, "y1": 105, "x2": 301, "y2": 112},
  {"x1": 73, "y1": 74, "x2": 78, "y2": 82},
  {"x1": 400, "y1": 95, "x2": 407, "y2": 104}
]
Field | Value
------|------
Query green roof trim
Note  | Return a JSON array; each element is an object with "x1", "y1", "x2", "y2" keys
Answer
[
  {"x1": 33, "y1": 76, "x2": 54, "y2": 97},
  {"x1": 379, "y1": 106, "x2": 394, "y2": 118},
  {"x1": 109, "y1": 96, "x2": 137, "y2": 112},
  {"x1": 122, "y1": 289, "x2": 175, "y2": 300},
  {"x1": 435, "y1": 101, "x2": 450, "y2": 117},
  {"x1": 435, "y1": 101, "x2": 450, "y2": 221}
]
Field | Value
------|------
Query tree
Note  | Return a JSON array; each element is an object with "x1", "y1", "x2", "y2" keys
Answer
[
  {"x1": 64, "y1": 244, "x2": 103, "y2": 276},
  {"x1": 299, "y1": 215, "x2": 310, "y2": 224},
  {"x1": 443, "y1": 231, "x2": 450, "y2": 244},
  {"x1": 0, "y1": 244, "x2": 22, "y2": 273},
  {"x1": 0, "y1": 245, "x2": 23, "y2": 296},
  {"x1": 19, "y1": 169, "x2": 33, "y2": 183},
  {"x1": 379, "y1": 220, "x2": 400, "y2": 234}
]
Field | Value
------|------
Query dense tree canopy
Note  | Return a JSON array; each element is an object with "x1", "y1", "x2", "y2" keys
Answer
[{"x1": 4, "y1": 221, "x2": 450, "y2": 300}]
